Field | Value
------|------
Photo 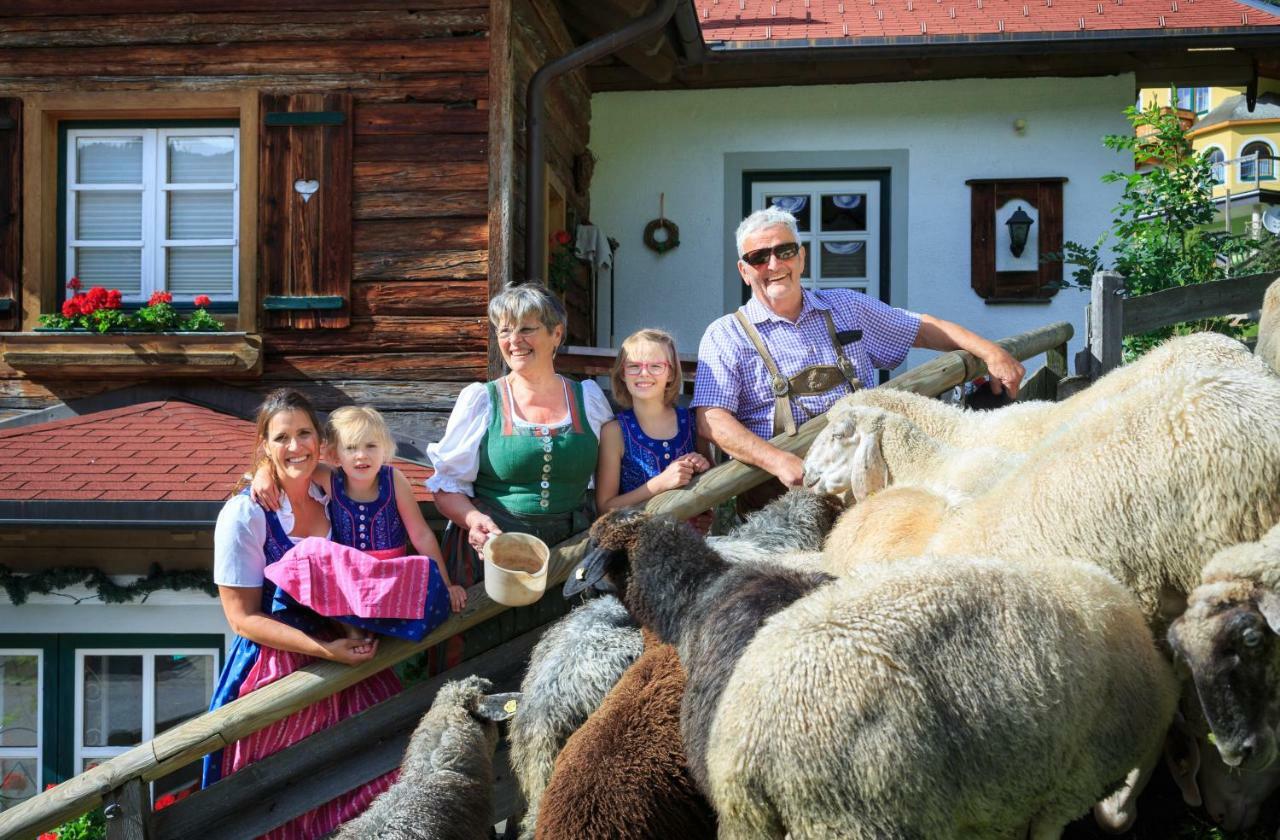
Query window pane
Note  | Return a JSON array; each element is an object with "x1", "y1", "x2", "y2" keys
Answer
[
  {"x1": 168, "y1": 136, "x2": 235, "y2": 184},
  {"x1": 820, "y1": 241, "x2": 867, "y2": 279},
  {"x1": 800, "y1": 241, "x2": 810, "y2": 279},
  {"x1": 75, "y1": 249, "x2": 142, "y2": 296},
  {"x1": 1176, "y1": 88, "x2": 1192, "y2": 110},
  {"x1": 0, "y1": 655, "x2": 38, "y2": 748},
  {"x1": 821, "y1": 194, "x2": 867, "y2": 232},
  {"x1": 168, "y1": 192, "x2": 234, "y2": 239},
  {"x1": 764, "y1": 194, "x2": 810, "y2": 231},
  {"x1": 83, "y1": 656, "x2": 142, "y2": 747},
  {"x1": 154, "y1": 654, "x2": 215, "y2": 735},
  {"x1": 76, "y1": 137, "x2": 143, "y2": 184},
  {"x1": 76, "y1": 191, "x2": 142, "y2": 241},
  {"x1": 0, "y1": 758, "x2": 39, "y2": 810},
  {"x1": 167, "y1": 247, "x2": 234, "y2": 297}
]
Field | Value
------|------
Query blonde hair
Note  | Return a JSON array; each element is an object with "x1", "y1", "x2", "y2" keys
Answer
[
  {"x1": 327, "y1": 406, "x2": 396, "y2": 457},
  {"x1": 610, "y1": 328, "x2": 682, "y2": 409}
]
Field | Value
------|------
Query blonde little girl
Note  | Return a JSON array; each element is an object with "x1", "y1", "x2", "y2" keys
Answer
[
  {"x1": 254, "y1": 406, "x2": 466, "y2": 648},
  {"x1": 596, "y1": 329, "x2": 711, "y2": 516}
]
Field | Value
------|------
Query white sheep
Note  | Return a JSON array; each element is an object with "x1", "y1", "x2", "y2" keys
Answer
[
  {"x1": 707, "y1": 554, "x2": 1178, "y2": 840},
  {"x1": 1256, "y1": 275, "x2": 1280, "y2": 375},
  {"x1": 333, "y1": 676, "x2": 519, "y2": 840}
]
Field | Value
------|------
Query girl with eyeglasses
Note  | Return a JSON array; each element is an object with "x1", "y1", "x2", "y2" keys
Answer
[{"x1": 596, "y1": 329, "x2": 712, "y2": 527}]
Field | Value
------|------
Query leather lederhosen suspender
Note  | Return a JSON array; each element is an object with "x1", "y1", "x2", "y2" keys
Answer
[{"x1": 733, "y1": 308, "x2": 863, "y2": 437}]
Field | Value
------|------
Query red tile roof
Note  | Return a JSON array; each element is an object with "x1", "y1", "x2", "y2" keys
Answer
[
  {"x1": 696, "y1": 0, "x2": 1280, "y2": 41},
  {"x1": 0, "y1": 401, "x2": 434, "y2": 504}
]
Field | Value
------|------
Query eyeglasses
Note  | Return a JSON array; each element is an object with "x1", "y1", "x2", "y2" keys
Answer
[
  {"x1": 740, "y1": 241, "x2": 801, "y2": 267},
  {"x1": 623, "y1": 361, "x2": 671, "y2": 376}
]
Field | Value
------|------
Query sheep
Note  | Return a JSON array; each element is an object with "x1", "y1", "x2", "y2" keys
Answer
[
  {"x1": 533, "y1": 629, "x2": 716, "y2": 840},
  {"x1": 1168, "y1": 521, "x2": 1280, "y2": 774},
  {"x1": 1257, "y1": 275, "x2": 1280, "y2": 375},
  {"x1": 506, "y1": 594, "x2": 643, "y2": 840},
  {"x1": 832, "y1": 330, "x2": 1255, "y2": 451},
  {"x1": 506, "y1": 489, "x2": 840, "y2": 839},
  {"x1": 333, "y1": 675, "x2": 519, "y2": 840},
  {"x1": 570, "y1": 511, "x2": 1176, "y2": 839}
]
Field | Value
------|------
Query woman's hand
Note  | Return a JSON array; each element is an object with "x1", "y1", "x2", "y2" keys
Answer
[
  {"x1": 321, "y1": 636, "x2": 379, "y2": 666},
  {"x1": 447, "y1": 584, "x2": 468, "y2": 613},
  {"x1": 249, "y1": 462, "x2": 281, "y2": 511},
  {"x1": 464, "y1": 511, "x2": 502, "y2": 553}
]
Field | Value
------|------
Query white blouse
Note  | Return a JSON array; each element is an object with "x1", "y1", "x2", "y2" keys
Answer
[
  {"x1": 426, "y1": 378, "x2": 613, "y2": 497},
  {"x1": 213, "y1": 483, "x2": 330, "y2": 588}
]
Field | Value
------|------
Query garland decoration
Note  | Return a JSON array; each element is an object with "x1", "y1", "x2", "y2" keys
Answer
[{"x1": 0, "y1": 564, "x2": 217, "y2": 606}]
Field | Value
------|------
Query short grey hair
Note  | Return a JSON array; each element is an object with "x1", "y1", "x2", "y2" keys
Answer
[
  {"x1": 488, "y1": 282, "x2": 567, "y2": 334},
  {"x1": 735, "y1": 207, "x2": 801, "y2": 257}
]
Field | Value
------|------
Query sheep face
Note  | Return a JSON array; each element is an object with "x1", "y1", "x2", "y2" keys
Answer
[
  {"x1": 564, "y1": 509, "x2": 650, "y2": 598},
  {"x1": 802, "y1": 409, "x2": 888, "y2": 502},
  {"x1": 1170, "y1": 580, "x2": 1280, "y2": 772}
]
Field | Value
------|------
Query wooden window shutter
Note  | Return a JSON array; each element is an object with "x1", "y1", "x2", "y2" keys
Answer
[
  {"x1": 259, "y1": 92, "x2": 353, "y2": 329},
  {"x1": 967, "y1": 178, "x2": 1065, "y2": 302},
  {"x1": 0, "y1": 98, "x2": 20, "y2": 332}
]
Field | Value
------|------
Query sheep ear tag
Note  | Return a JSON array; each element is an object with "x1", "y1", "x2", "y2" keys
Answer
[
  {"x1": 563, "y1": 545, "x2": 612, "y2": 598},
  {"x1": 849, "y1": 430, "x2": 888, "y2": 504},
  {"x1": 475, "y1": 692, "x2": 521, "y2": 723}
]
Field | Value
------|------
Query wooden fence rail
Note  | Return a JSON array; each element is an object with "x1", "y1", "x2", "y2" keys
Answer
[
  {"x1": 0, "y1": 320, "x2": 1072, "y2": 840},
  {"x1": 1084, "y1": 270, "x2": 1279, "y2": 379}
]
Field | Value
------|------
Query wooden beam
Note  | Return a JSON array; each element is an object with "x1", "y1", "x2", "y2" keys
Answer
[
  {"x1": 1121, "y1": 271, "x2": 1279, "y2": 336},
  {"x1": 103, "y1": 778, "x2": 150, "y2": 840},
  {"x1": 488, "y1": 0, "x2": 514, "y2": 380},
  {"x1": 565, "y1": 0, "x2": 678, "y2": 83}
]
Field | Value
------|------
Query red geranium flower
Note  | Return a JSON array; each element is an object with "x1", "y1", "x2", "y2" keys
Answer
[
  {"x1": 193, "y1": 294, "x2": 212, "y2": 307},
  {"x1": 62, "y1": 296, "x2": 82, "y2": 318},
  {"x1": 38, "y1": 834, "x2": 57, "y2": 840},
  {"x1": 86, "y1": 286, "x2": 109, "y2": 309},
  {"x1": 66, "y1": 276, "x2": 82, "y2": 292},
  {"x1": 154, "y1": 793, "x2": 177, "y2": 810},
  {"x1": 105, "y1": 289, "x2": 123, "y2": 310},
  {"x1": 148, "y1": 291, "x2": 173, "y2": 307},
  {"x1": 552, "y1": 229, "x2": 572, "y2": 247}
]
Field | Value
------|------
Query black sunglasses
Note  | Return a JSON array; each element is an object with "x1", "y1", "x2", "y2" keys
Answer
[{"x1": 741, "y1": 241, "x2": 801, "y2": 267}]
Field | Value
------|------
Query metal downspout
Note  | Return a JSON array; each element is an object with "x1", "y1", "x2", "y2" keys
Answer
[{"x1": 524, "y1": 0, "x2": 679, "y2": 284}]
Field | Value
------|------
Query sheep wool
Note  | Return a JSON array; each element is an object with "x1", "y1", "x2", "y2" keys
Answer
[
  {"x1": 333, "y1": 676, "x2": 516, "y2": 840},
  {"x1": 507, "y1": 595, "x2": 643, "y2": 840},
  {"x1": 706, "y1": 555, "x2": 1178, "y2": 840},
  {"x1": 1256, "y1": 276, "x2": 1280, "y2": 375},
  {"x1": 535, "y1": 629, "x2": 716, "y2": 840}
]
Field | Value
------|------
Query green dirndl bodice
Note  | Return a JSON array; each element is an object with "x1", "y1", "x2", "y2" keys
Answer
[{"x1": 430, "y1": 376, "x2": 599, "y2": 674}]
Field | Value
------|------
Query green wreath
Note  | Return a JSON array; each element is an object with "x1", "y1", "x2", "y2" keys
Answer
[
  {"x1": 0, "y1": 563, "x2": 217, "y2": 606},
  {"x1": 643, "y1": 218, "x2": 680, "y2": 254}
]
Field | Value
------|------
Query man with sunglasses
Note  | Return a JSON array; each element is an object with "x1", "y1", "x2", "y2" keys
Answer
[{"x1": 693, "y1": 207, "x2": 1025, "y2": 512}]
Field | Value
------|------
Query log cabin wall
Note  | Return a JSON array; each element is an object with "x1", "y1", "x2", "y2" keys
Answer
[
  {"x1": 0, "y1": 1, "x2": 501, "y2": 445},
  {"x1": 505, "y1": 0, "x2": 593, "y2": 343}
]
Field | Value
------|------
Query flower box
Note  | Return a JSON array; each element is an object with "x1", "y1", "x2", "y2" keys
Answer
[{"x1": 1, "y1": 331, "x2": 263, "y2": 378}]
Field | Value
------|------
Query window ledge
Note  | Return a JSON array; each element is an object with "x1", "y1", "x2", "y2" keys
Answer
[{"x1": 1, "y1": 331, "x2": 262, "y2": 378}]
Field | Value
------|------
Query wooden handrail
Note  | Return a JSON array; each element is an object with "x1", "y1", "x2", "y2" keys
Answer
[{"x1": 0, "y1": 320, "x2": 1072, "y2": 840}]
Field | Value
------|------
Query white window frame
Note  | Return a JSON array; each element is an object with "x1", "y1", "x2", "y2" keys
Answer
[
  {"x1": 752, "y1": 179, "x2": 881, "y2": 294},
  {"x1": 73, "y1": 647, "x2": 220, "y2": 775},
  {"x1": 65, "y1": 126, "x2": 240, "y2": 305},
  {"x1": 1202, "y1": 145, "x2": 1226, "y2": 185},
  {"x1": 0, "y1": 650, "x2": 43, "y2": 811},
  {"x1": 1239, "y1": 138, "x2": 1277, "y2": 183}
]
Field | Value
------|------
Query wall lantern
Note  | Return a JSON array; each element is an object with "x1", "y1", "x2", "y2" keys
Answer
[{"x1": 1004, "y1": 205, "x2": 1034, "y2": 257}]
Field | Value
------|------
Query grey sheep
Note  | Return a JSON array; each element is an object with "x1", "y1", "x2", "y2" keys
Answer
[{"x1": 334, "y1": 675, "x2": 519, "y2": 840}]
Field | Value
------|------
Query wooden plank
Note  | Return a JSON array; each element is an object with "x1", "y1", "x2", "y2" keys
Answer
[
  {"x1": 1122, "y1": 271, "x2": 1280, "y2": 336},
  {"x1": 355, "y1": 161, "x2": 487, "y2": 192},
  {"x1": 354, "y1": 134, "x2": 487, "y2": 163},
  {"x1": 354, "y1": 103, "x2": 488, "y2": 135},
  {"x1": 354, "y1": 249, "x2": 487, "y2": 281},
  {"x1": 243, "y1": 379, "x2": 466, "y2": 411},
  {"x1": 1088, "y1": 271, "x2": 1125, "y2": 380},
  {"x1": 564, "y1": 0, "x2": 678, "y2": 83},
  {"x1": 352, "y1": 279, "x2": 487, "y2": 316},
  {"x1": 0, "y1": 39, "x2": 490, "y2": 77},
  {"x1": 355, "y1": 218, "x2": 488, "y2": 253},
  {"x1": 353, "y1": 190, "x2": 488, "y2": 220},
  {"x1": 263, "y1": 352, "x2": 486, "y2": 382},
  {"x1": 0, "y1": 73, "x2": 489, "y2": 101},
  {"x1": 0, "y1": 0, "x2": 488, "y2": 13},
  {"x1": 488, "y1": 0, "x2": 515, "y2": 382},
  {"x1": 263, "y1": 316, "x2": 487, "y2": 354},
  {"x1": 150, "y1": 628, "x2": 544, "y2": 840},
  {"x1": 104, "y1": 778, "x2": 150, "y2": 840},
  {"x1": 1, "y1": 333, "x2": 263, "y2": 378},
  {"x1": 0, "y1": 98, "x2": 20, "y2": 331},
  {"x1": 0, "y1": 11, "x2": 490, "y2": 49},
  {"x1": 318, "y1": 92, "x2": 354, "y2": 329}
]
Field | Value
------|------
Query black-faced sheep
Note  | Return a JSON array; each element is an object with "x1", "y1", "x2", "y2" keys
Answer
[
  {"x1": 1169, "y1": 522, "x2": 1280, "y2": 773},
  {"x1": 506, "y1": 594, "x2": 643, "y2": 840},
  {"x1": 571, "y1": 512, "x2": 1177, "y2": 839},
  {"x1": 533, "y1": 629, "x2": 716, "y2": 840},
  {"x1": 333, "y1": 675, "x2": 519, "y2": 840}
]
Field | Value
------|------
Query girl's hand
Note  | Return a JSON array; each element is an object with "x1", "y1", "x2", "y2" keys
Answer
[
  {"x1": 322, "y1": 636, "x2": 379, "y2": 665},
  {"x1": 657, "y1": 458, "x2": 698, "y2": 491},
  {"x1": 447, "y1": 584, "x2": 468, "y2": 613},
  {"x1": 465, "y1": 512, "x2": 502, "y2": 553},
  {"x1": 680, "y1": 453, "x2": 712, "y2": 473},
  {"x1": 250, "y1": 464, "x2": 281, "y2": 511}
]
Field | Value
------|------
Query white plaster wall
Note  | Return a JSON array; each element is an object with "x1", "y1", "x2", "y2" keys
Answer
[
  {"x1": 0, "y1": 591, "x2": 232, "y2": 649},
  {"x1": 589, "y1": 74, "x2": 1134, "y2": 373}
]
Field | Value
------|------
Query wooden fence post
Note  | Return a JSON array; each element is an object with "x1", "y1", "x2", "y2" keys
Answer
[
  {"x1": 1088, "y1": 271, "x2": 1124, "y2": 379},
  {"x1": 104, "y1": 778, "x2": 150, "y2": 840}
]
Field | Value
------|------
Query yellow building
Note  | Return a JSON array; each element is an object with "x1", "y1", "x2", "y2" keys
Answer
[{"x1": 1141, "y1": 82, "x2": 1280, "y2": 235}]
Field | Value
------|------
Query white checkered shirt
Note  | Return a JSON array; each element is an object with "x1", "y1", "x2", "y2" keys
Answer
[{"x1": 692, "y1": 289, "x2": 921, "y2": 439}]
